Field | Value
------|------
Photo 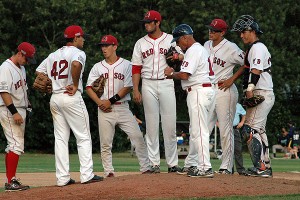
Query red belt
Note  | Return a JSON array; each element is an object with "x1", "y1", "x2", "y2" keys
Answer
[
  {"x1": 114, "y1": 101, "x2": 127, "y2": 105},
  {"x1": 187, "y1": 83, "x2": 212, "y2": 92}
]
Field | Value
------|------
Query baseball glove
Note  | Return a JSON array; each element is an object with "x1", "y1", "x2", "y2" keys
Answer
[
  {"x1": 92, "y1": 75, "x2": 106, "y2": 98},
  {"x1": 33, "y1": 73, "x2": 52, "y2": 94},
  {"x1": 165, "y1": 46, "x2": 182, "y2": 71},
  {"x1": 242, "y1": 95, "x2": 265, "y2": 108}
]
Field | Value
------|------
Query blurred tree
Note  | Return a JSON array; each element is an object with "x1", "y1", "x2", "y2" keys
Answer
[{"x1": 0, "y1": 0, "x2": 299, "y2": 152}]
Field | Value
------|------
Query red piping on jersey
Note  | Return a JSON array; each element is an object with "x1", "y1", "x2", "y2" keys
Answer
[
  {"x1": 209, "y1": 40, "x2": 228, "y2": 79},
  {"x1": 143, "y1": 33, "x2": 168, "y2": 79},
  {"x1": 101, "y1": 58, "x2": 125, "y2": 99}
]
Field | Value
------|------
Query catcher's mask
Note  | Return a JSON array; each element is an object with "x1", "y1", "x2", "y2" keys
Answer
[
  {"x1": 171, "y1": 24, "x2": 194, "y2": 43},
  {"x1": 231, "y1": 15, "x2": 263, "y2": 34}
]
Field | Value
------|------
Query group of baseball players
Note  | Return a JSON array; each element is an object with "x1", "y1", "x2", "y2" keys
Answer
[{"x1": 0, "y1": 9, "x2": 274, "y2": 191}]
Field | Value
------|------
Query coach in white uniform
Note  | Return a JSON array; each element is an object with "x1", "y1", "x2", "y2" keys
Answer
[
  {"x1": 131, "y1": 10, "x2": 179, "y2": 173},
  {"x1": 232, "y1": 15, "x2": 275, "y2": 177},
  {"x1": 165, "y1": 24, "x2": 216, "y2": 178},
  {"x1": 0, "y1": 42, "x2": 36, "y2": 191},
  {"x1": 204, "y1": 19, "x2": 245, "y2": 174},
  {"x1": 86, "y1": 35, "x2": 151, "y2": 177},
  {"x1": 36, "y1": 25, "x2": 102, "y2": 186}
]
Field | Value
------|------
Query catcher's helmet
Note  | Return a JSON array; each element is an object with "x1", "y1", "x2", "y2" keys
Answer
[
  {"x1": 231, "y1": 15, "x2": 263, "y2": 34},
  {"x1": 171, "y1": 24, "x2": 194, "y2": 43}
]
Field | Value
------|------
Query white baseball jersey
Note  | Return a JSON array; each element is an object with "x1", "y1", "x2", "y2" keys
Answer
[
  {"x1": 131, "y1": 32, "x2": 178, "y2": 168},
  {"x1": 131, "y1": 32, "x2": 174, "y2": 79},
  {"x1": 247, "y1": 42, "x2": 273, "y2": 90},
  {"x1": 244, "y1": 42, "x2": 275, "y2": 169},
  {"x1": 87, "y1": 57, "x2": 150, "y2": 176},
  {"x1": 203, "y1": 39, "x2": 244, "y2": 172},
  {"x1": 0, "y1": 59, "x2": 29, "y2": 107},
  {"x1": 204, "y1": 39, "x2": 244, "y2": 83},
  {"x1": 36, "y1": 46, "x2": 86, "y2": 93},
  {"x1": 180, "y1": 42, "x2": 212, "y2": 90},
  {"x1": 179, "y1": 42, "x2": 216, "y2": 171},
  {"x1": 0, "y1": 59, "x2": 28, "y2": 155},
  {"x1": 86, "y1": 57, "x2": 132, "y2": 102},
  {"x1": 36, "y1": 45, "x2": 95, "y2": 186}
]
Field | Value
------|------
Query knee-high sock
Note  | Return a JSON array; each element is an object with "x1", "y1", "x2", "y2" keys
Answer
[{"x1": 6, "y1": 151, "x2": 19, "y2": 183}]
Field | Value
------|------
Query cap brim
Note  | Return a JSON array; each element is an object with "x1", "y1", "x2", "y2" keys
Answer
[
  {"x1": 26, "y1": 57, "x2": 36, "y2": 64},
  {"x1": 171, "y1": 37, "x2": 180, "y2": 43},
  {"x1": 97, "y1": 43, "x2": 117, "y2": 47},
  {"x1": 205, "y1": 25, "x2": 223, "y2": 31},
  {"x1": 140, "y1": 19, "x2": 154, "y2": 23}
]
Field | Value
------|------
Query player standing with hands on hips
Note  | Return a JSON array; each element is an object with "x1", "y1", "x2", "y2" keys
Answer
[
  {"x1": 86, "y1": 35, "x2": 151, "y2": 177},
  {"x1": 232, "y1": 15, "x2": 275, "y2": 177},
  {"x1": 0, "y1": 42, "x2": 36, "y2": 191},
  {"x1": 36, "y1": 25, "x2": 103, "y2": 186},
  {"x1": 204, "y1": 19, "x2": 245, "y2": 174},
  {"x1": 131, "y1": 10, "x2": 180, "y2": 173},
  {"x1": 165, "y1": 24, "x2": 216, "y2": 178}
]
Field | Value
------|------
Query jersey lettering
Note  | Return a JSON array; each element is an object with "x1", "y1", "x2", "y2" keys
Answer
[
  {"x1": 253, "y1": 58, "x2": 261, "y2": 65},
  {"x1": 159, "y1": 48, "x2": 168, "y2": 55},
  {"x1": 14, "y1": 80, "x2": 23, "y2": 90},
  {"x1": 213, "y1": 57, "x2": 226, "y2": 67},
  {"x1": 181, "y1": 61, "x2": 189, "y2": 68},
  {"x1": 142, "y1": 48, "x2": 154, "y2": 59},
  {"x1": 51, "y1": 60, "x2": 69, "y2": 80},
  {"x1": 114, "y1": 73, "x2": 125, "y2": 80},
  {"x1": 208, "y1": 58, "x2": 214, "y2": 76}
]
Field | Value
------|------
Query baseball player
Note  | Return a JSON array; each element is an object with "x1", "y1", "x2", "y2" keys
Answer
[
  {"x1": 0, "y1": 42, "x2": 36, "y2": 191},
  {"x1": 204, "y1": 19, "x2": 245, "y2": 174},
  {"x1": 165, "y1": 24, "x2": 216, "y2": 178},
  {"x1": 232, "y1": 102, "x2": 246, "y2": 175},
  {"x1": 86, "y1": 35, "x2": 151, "y2": 177},
  {"x1": 131, "y1": 10, "x2": 180, "y2": 173},
  {"x1": 232, "y1": 15, "x2": 275, "y2": 177},
  {"x1": 36, "y1": 25, "x2": 103, "y2": 186},
  {"x1": 177, "y1": 19, "x2": 245, "y2": 175}
]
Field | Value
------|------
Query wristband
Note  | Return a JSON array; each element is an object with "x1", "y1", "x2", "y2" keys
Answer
[
  {"x1": 246, "y1": 83, "x2": 255, "y2": 92},
  {"x1": 109, "y1": 94, "x2": 121, "y2": 104},
  {"x1": 7, "y1": 104, "x2": 18, "y2": 115}
]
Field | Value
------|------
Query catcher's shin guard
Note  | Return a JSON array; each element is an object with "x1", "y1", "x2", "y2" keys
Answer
[{"x1": 247, "y1": 137, "x2": 262, "y2": 169}]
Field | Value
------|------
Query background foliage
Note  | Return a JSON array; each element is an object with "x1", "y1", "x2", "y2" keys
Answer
[{"x1": 0, "y1": 0, "x2": 299, "y2": 153}]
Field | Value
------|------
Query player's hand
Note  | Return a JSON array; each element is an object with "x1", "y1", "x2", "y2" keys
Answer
[
  {"x1": 218, "y1": 78, "x2": 233, "y2": 91},
  {"x1": 65, "y1": 85, "x2": 78, "y2": 96},
  {"x1": 164, "y1": 67, "x2": 174, "y2": 79},
  {"x1": 237, "y1": 122, "x2": 244, "y2": 129},
  {"x1": 133, "y1": 90, "x2": 142, "y2": 104},
  {"x1": 98, "y1": 100, "x2": 112, "y2": 112},
  {"x1": 13, "y1": 113, "x2": 24, "y2": 125},
  {"x1": 245, "y1": 91, "x2": 254, "y2": 99}
]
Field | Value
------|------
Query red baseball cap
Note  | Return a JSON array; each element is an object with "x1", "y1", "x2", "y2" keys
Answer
[
  {"x1": 140, "y1": 10, "x2": 162, "y2": 22},
  {"x1": 206, "y1": 19, "x2": 228, "y2": 31},
  {"x1": 17, "y1": 42, "x2": 36, "y2": 64},
  {"x1": 98, "y1": 35, "x2": 118, "y2": 46},
  {"x1": 64, "y1": 25, "x2": 84, "y2": 38}
]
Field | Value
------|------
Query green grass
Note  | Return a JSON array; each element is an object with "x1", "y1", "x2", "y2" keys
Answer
[
  {"x1": 0, "y1": 152, "x2": 299, "y2": 199},
  {"x1": 0, "y1": 152, "x2": 299, "y2": 173}
]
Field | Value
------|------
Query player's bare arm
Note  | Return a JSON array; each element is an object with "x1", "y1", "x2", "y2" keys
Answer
[
  {"x1": 0, "y1": 92, "x2": 23, "y2": 125},
  {"x1": 68, "y1": 61, "x2": 82, "y2": 96},
  {"x1": 218, "y1": 65, "x2": 246, "y2": 91},
  {"x1": 132, "y1": 73, "x2": 142, "y2": 104},
  {"x1": 164, "y1": 66, "x2": 189, "y2": 80}
]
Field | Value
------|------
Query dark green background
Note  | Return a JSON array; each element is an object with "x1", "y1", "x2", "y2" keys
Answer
[{"x1": 0, "y1": 0, "x2": 299, "y2": 153}]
